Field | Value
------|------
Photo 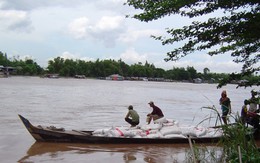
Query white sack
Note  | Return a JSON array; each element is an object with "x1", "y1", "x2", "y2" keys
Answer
[
  {"x1": 160, "y1": 126, "x2": 182, "y2": 136},
  {"x1": 154, "y1": 117, "x2": 167, "y2": 124},
  {"x1": 164, "y1": 134, "x2": 187, "y2": 138},
  {"x1": 141, "y1": 123, "x2": 162, "y2": 130},
  {"x1": 146, "y1": 132, "x2": 163, "y2": 138},
  {"x1": 92, "y1": 128, "x2": 111, "y2": 135}
]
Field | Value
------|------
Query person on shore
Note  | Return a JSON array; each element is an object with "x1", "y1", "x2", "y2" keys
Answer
[
  {"x1": 241, "y1": 99, "x2": 249, "y2": 125},
  {"x1": 219, "y1": 90, "x2": 231, "y2": 125},
  {"x1": 125, "y1": 105, "x2": 140, "y2": 127},
  {"x1": 146, "y1": 101, "x2": 164, "y2": 124},
  {"x1": 248, "y1": 89, "x2": 259, "y2": 113},
  {"x1": 247, "y1": 90, "x2": 260, "y2": 128}
]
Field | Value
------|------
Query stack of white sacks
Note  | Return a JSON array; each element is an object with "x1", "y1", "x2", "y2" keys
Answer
[{"x1": 92, "y1": 117, "x2": 223, "y2": 138}]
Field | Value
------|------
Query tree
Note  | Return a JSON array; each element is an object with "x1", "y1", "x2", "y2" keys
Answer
[
  {"x1": 203, "y1": 67, "x2": 210, "y2": 75},
  {"x1": 187, "y1": 66, "x2": 198, "y2": 79},
  {"x1": 125, "y1": 0, "x2": 260, "y2": 87}
]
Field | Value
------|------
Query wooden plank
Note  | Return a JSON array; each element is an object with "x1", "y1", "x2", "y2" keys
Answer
[{"x1": 72, "y1": 129, "x2": 91, "y2": 136}]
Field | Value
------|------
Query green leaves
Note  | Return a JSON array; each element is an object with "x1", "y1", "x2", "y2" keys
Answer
[{"x1": 126, "y1": 0, "x2": 260, "y2": 87}]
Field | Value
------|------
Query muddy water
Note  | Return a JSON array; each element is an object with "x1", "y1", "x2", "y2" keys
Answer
[{"x1": 0, "y1": 76, "x2": 257, "y2": 163}]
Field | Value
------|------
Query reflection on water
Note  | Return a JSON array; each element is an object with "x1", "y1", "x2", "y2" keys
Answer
[{"x1": 18, "y1": 142, "x2": 192, "y2": 163}]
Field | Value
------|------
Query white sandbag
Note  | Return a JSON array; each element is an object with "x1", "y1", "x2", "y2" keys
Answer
[
  {"x1": 127, "y1": 129, "x2": 143, "y2": 136},
  {"x1": 180, "y1": 126, "x2": 197, "y2": 137},
  {"x1": 202, "y1": 128, "x2": 223, "y2": 137},
  {"x1": 165, "y1": 119, "x2": 179, "y2": 126},
  {"x1": 174, "y1": 121, "x2": 179, "y2": 127},
  {"x1": 154, "y1": 117, "x2": 167, "y2": 124},
  {"x1": 160, "y1": 126, "x2": 182, "y2": 136},
  {"x1": 141, "y1": 123, "x2": 162, "y2": 130},
  {"x1": 162, "y1": 122, "x2": 174, "y2": 127},
  {"x1": 133, "y1": 135, "x2": 142, "y2": 138},
  {"x1": 146, "y1": 132, "x2": 163, "y2": 138},
  {"x1": 145, "y1": 129, "x2": 159, "y2": 135},
  {"x1": 92, "y1": 128, "x2": 111, "y2": 135},
  {"x1": 123, "y1": 130, "x2": 137, "y2": 138},
  {"x1": 194, "y1": 127, "x2": 206, "y2": 137},
  {"x1": 164, "y1": 134, "x2": 187, "y2": 138},
  {"x1": 180, "y1": 126, "x2": 207, "y2": 137},
  {"x1": 166, "y1": 118, "x2": 175, "y2": 123},
  {"x1": 108, "y1": 127, "x2": 126, "y2": 137}
]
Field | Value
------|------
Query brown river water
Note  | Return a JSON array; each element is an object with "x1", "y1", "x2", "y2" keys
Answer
[{"x1": 0, "y1": 76, "x2": 258, "y2": 163}]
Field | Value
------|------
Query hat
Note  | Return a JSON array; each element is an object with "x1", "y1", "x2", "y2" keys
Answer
[
  {"x1": 128, "y1": 105, "x2": 133, "y2": 110},
  {"x1": 244, "y1": 99, "x2": 249, "y2": 105},
  {"x1": 148, "y1": 101, "x2": 154, "y2": 105},
  {"x1": 251, "y1": 89, "x2": 257, "y2": 95}
]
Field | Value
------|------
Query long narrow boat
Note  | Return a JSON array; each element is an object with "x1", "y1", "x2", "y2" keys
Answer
[{"x1": 18, "y1": 114, "x2": 226, "y2": 144}]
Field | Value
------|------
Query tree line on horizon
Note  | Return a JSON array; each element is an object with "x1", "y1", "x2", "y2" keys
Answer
[{"x1": 1, "y1": 51, "x2": 259, "y2": 85}]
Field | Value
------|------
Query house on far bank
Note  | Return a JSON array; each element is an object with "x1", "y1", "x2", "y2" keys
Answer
[
  {"x1": 106, "y1": 74, "x2": 124, "y2": 81},
  {"x1": 0, "y1": 65, "x2": 16, "y2": 77},
  {"x1": 193, "y1": 78, "x2": 202, "y2": 83}
]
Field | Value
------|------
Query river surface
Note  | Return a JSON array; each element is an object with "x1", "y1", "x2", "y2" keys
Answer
[{"x1": 0, "y1": 76, "x2": 258, "y2": 163}]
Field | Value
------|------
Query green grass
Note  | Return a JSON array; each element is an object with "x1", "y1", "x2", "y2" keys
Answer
[{"x1": 185, "y1": 106, "x2": 260, "y2": 163}]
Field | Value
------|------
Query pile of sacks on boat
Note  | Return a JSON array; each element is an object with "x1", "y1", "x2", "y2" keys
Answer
[{"x1": 92, "y1": 118, "x2": 223, "y2": 138}]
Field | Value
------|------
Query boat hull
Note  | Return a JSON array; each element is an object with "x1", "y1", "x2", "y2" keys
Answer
[{"x1": 18, "y1": 114, "x2": 223, "y2": 144}]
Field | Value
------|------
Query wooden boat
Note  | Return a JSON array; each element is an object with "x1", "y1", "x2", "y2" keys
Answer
[{"x1": 19, "y1": 114, "x2": 224, "y2": 144}]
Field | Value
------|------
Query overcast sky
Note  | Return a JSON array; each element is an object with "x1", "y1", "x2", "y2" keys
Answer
[{"x1": 0, "y1": 0, "x2": 244, "y2": 73}]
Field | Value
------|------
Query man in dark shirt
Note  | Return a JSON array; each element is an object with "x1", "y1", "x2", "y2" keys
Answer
[{"x1": 147, "y1": 101, "x2": 164, "y2": 124}]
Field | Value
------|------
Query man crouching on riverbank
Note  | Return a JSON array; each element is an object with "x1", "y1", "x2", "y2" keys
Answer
[{"x1": 147, "y1": 101, "x2": 164, "y2": 124}]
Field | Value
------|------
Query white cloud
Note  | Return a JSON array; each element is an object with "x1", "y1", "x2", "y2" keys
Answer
[
  {"x1": 0, "y1": 10, "x2": 33, "y2": 32},
  {"x1": 120, "y1": 48, "x2": 148, "y2": 64},
  {"x1": 68, "y1": 15, "x2": 125, "y2": 47},
  {"x1": 60, "y1": 51, "x2": 97, "y2": 62},
  {"x1": 48, "y1": 51, "x2": 95, "y2": 62},
  {"x1": 68, "y1": 17, "x2": 90, "y2": 39},
  {"x1": 96, "y1": 16, "x2": 124, "y2": 31},
  {"x1": 60, "y1": 51, "x2": 80, "y2": 60},
  {"x1": 118, "y1": 29, "x2": 162, "y2": 43},
  {"x1": 0, "y1": 0, "x2": 89, "y2": 11}
]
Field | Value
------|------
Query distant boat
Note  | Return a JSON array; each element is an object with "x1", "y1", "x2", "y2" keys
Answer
[
  {"x1": 106, "y1": 74, "x2": 124, "y2": 81},
  {"x1": 44, "y1": 74, "x2": 59, "y2": 79},
  {"x1": 74, "y1": 75, "x2": 86, "y2": 79}
]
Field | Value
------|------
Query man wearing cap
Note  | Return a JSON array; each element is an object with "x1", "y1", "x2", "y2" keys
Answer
[
  {"x1": 248, "y1": 89, "x2": 259, "y2": 113},
  {"x1": 147, "y1": 101, "x2": 164, "y2": 124},
  {"x1": 125, "y1": 105, "x2": 140, "y2": 127}
]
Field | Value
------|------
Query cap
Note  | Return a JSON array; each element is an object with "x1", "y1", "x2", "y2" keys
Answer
[
  {"x1": 251, "y1": 89, "x2": 257, "y2": 95},
  {"x1": 128, "y1": 105, "x2": 133, "y2": 110},
  {"x1": 148, "y1": 101, "x2": 154, "y2": 105}
]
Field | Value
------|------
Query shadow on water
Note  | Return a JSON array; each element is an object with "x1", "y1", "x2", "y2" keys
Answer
[{"x1": 18, "y1": 142, "x2": 193, "y2": 163}]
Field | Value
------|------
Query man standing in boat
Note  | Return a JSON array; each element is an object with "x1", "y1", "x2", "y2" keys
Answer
[
  {"x1": 147, "y1": 101, "x2": 164, "y2": 124},
  {"x1": 125, "y1": 105, "x2": 140, "y2": 127}
]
